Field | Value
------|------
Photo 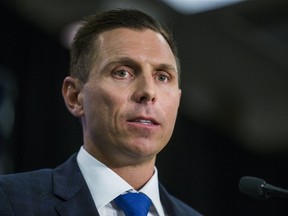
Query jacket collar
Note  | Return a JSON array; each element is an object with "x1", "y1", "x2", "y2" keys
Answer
[
  {"x1": 50, "y1": 153, "x2": 199, "y2": 216},
  {"x1": 52, "y1": 154, "x2": 100, "y2": 216}
]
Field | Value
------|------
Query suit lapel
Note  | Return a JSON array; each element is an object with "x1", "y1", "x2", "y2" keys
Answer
[
  {"x1": 159, "y1": 183, "x2": 179, "y2": 215},
  {"x1": 52, "y1": 154, "x2": 99, "y2": 216},
  {"x1": 159, "y1": 183, "x2": 202, "y2": 216},
  {"x1": 55, "y1": 188, "x2": 100, "y2": 216}
]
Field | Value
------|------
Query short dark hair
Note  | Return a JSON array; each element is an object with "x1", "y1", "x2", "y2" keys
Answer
[{"x1": 70, "y1": 8, "x2": 180, "y2": 84}]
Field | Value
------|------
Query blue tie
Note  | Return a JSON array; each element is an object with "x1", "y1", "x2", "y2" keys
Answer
[{"x1": 114, "y1": 192, "x2": 152, "y2": 216}]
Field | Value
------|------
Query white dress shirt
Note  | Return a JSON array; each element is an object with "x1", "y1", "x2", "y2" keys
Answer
[{"x1": 77, "y1": 146, "x2": 166, "y2": 216}]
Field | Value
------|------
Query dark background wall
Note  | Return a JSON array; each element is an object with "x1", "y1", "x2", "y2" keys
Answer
[{"x1": 0, "y1": 0, "x2": 288, "y2": 215}]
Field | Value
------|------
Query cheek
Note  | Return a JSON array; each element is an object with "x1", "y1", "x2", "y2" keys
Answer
[
  {"x1": 164, "y1": 93, "x2": 180, "y2": 115},
  {"x1": 163, "y1": 95, "x2": 180, "y2": 129},
  {"x1": 84, "y1": 87, "x2": 126, "y2": 123}
]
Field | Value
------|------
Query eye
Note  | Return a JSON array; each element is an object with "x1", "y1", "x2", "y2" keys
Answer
[
  {"x1": 156, "y1": 73, "x2": 170, "y2": 82},
  {"x1": 116, "y1": 70, "x2": 128, "y2": 78},
  {"x1": 112, "y1": 69, "x2": 132, "y2": 79}
]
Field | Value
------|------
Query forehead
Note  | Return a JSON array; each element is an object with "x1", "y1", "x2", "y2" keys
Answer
[{"x1": 95, "y1": 28, "x2": 177, "y2": 69}]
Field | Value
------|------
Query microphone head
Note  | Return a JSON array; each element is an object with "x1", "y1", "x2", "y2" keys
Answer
[{"x1": 239, "y1": 176, "x2": 266, "y2": 198}]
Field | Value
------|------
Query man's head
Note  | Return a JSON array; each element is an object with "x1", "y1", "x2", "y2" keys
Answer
[
  {"x1": 62, "y1": 9, "x2": 181, "y2": 167},
  {"x1": 70, "y1": 9, "x2": 180, "y2": 84}
]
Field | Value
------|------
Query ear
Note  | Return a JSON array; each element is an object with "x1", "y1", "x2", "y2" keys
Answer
[
  {"x1": 177, "y1": 89, "x2": 182, "y2": 107},
  {"x1": 62, "y1": 76, "x2": 84, "y2": 117},
  {"x1": 178, "y1": 89, "x2": 182, "y2": 99}
]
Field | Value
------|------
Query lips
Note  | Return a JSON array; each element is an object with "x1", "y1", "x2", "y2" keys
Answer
[
  {"x1": 128, "y1": 117, "x2": 159, "y2": 125},
  {"x1": 133, "y1": 119, "x2": 154, "y2": 125}
]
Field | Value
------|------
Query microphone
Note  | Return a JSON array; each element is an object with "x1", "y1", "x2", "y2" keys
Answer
[{"x1": 239, "y1": 176, "x2": 288, "y2": 199}]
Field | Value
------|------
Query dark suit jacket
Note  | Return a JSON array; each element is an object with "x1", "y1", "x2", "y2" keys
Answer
[{"x1": 0, "y1": 154, "x2": 202, "y2": 216}]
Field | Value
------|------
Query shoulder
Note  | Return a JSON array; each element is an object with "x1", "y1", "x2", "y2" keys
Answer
[
  {"x1": 159, "y1": 184, "x2": 203, "y2": 216},
  {"x1": 0, "y1": 168, "x2": 53, "y2": 194},
  {"x1": 0, "y1": 154, "x2": 81, "y2": 215},
  {"x1": 0, "y1": 169, "x2": 54, "y2": 215},
  {"x1": 0, "y1": 153, "x2": 79, "y2": 192},
  {"x1": 0, "y1": 153, "x2": 78, "y2": 188},
  {"x1": 0, "y1": 168, "x2": 53, "y2": 183}
]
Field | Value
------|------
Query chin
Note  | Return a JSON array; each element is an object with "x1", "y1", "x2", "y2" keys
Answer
[{"x1": 127, "y1": 140, "x2": 164, "y2": 158}]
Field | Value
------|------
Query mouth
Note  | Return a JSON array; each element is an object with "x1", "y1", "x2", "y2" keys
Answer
[{"x1": 127, "y1": 117, "x2": 159, "y2": 126}]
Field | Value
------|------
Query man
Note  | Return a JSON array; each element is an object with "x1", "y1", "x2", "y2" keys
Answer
[{"x1": 0, "y1": 9, "x2": 202, "y2": 215}]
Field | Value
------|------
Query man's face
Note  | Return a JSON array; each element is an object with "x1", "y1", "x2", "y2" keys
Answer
[{"x1": 80, "y1": 28, "x2": 181, "y2": 166}]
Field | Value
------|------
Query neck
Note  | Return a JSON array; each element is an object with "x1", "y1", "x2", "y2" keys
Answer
[
  {"x1": 111, "y1": 158, "x2": 156, "y2": 190},
  {"x1": 83, "y1": 141, "x2": 157, "y2": 190}
]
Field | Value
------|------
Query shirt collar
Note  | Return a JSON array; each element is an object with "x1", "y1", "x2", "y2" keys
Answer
[{"x1": 77, "y1": 146, "x2": 165, "y2": 215}]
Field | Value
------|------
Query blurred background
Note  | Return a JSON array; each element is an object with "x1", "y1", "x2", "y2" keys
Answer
[{"x1": 0, "y1": 0, "x2": 288, "y2": 215}]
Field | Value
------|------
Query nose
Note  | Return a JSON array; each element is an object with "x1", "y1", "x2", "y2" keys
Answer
[{"x1": 133, "y1": 75, "x2": 157, "y2": 104}]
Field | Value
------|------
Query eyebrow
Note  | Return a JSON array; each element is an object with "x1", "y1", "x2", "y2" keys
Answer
[
  {"x1": 155, "y1": 63, "x2": 178, "y2": 74},
  {"x1": 101, "y1": 57, "x2": 178, "y2": 74}
]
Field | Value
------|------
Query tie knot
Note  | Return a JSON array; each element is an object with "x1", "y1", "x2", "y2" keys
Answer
[{"x1": 114, "y1": 192, "x2": 152, "y2": 216}]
